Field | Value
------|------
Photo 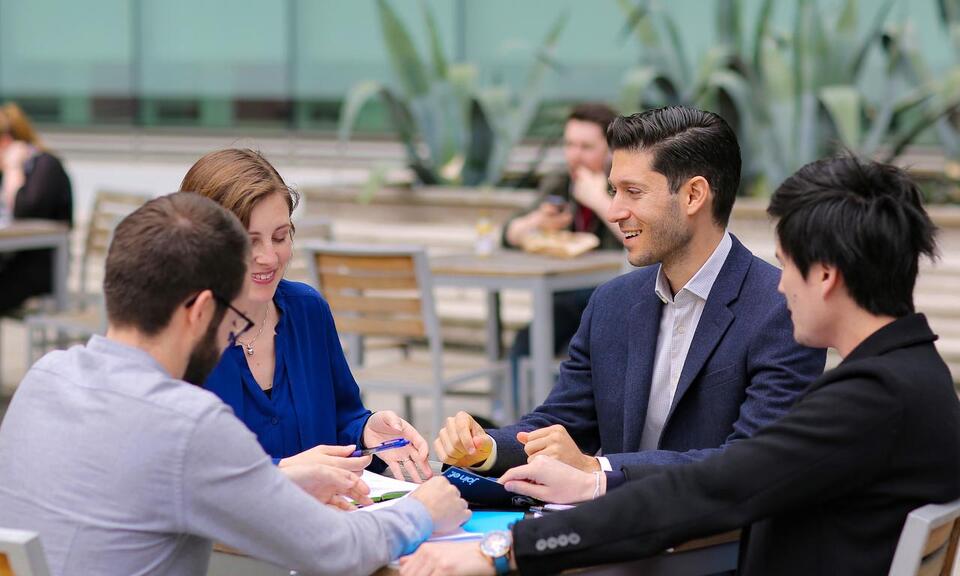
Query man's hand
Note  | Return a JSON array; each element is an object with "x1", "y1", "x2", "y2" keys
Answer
[
  {"x1": 399, "y1": 541, "x2": 495, "y2": 576},
  {"x1": 364, "y1": 410, "x2": 432, "y2": 483},
  {"x1": 499, "y1": 455, "x2": 604, "y2": 504},
  {"x1": 572, "y1": 166, "x2": 612, "y2": 214},
  {"x1": 533, "y1": 202, "x2": 574, "y2": 232},
  {"x1": 409, "y1": 477, "x2": 472, "y2": 535},
  {"x1": 517, "y1": 424, "x2": 600, "y2": 472},
  {"x1": 434, "y1": 411, "x2": 494, "y2": 468},
  {"x1": 278, "y1": 444, "x2": 371, "y2": 476},
  {"x1": 280, "y1": 462, "x2": 373, "y2": 510}
]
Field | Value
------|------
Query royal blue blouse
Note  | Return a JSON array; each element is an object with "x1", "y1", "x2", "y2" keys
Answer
[{"x1": 203, "y1": 280, "x2": 372, "y2": 463}]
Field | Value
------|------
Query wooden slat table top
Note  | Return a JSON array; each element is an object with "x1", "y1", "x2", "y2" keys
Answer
[
  {"x1": 430, "y1": 250, "x2": 625, "y2": 278},
  {"x1": 0, "y1": 219, "x2": 70, "y2": 239}
]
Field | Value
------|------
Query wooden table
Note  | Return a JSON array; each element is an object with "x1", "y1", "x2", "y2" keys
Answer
[
  {"x1": 0, "y1": 219, "x2": 71, "y2": 310},
  {"x1": 430, "y1": 250, "x2": 626, "y2": 413},
  {"x1": 211, "y1": 530, "x2": 740, "y2": 576}
]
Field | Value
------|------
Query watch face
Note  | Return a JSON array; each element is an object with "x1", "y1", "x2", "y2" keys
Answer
[{"x1": 481, "y1": 530, "x2": 512, "y2": 557}]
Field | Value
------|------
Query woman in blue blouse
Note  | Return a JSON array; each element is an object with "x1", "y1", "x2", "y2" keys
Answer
[{"x1": 179, "y1": 148, "x2": 432, "y2": 482}]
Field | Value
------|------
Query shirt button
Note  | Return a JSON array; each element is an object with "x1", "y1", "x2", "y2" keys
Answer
[{"x1": 271, "y1": 417, "x2": 279, "y2": 425}]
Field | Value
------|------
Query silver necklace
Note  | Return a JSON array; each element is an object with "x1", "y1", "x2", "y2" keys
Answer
[{"x1": 239, "y1": 304, "x2": 269, "y2": 356}]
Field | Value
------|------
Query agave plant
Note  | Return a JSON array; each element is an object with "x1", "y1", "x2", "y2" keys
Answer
[
  {"x1": 619, "y1": 0, "x2": 960, "y2": 195},
  {"x1": 617, "y1": 0, "x2": 766, "y2": 186},
  {"x1": 338, "y1": 0, "x2": 567, "y2": 187},
  {"x1": 921, "y1": 0, "x2": 960, "y2": 173}
]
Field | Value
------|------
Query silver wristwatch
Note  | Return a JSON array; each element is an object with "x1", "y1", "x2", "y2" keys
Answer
[{"x1": 480, "y1": 530, "x2": 513, "y2": 575}]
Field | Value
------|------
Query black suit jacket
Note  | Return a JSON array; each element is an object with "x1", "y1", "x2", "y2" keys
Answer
[{"x1": 512, "y1": 314, "x2": 960, "y2": 575}]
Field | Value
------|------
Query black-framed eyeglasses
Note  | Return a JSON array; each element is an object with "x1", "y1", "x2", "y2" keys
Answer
[{"x1": 184, "y1": 292, "x2": 255, "y2": 347}]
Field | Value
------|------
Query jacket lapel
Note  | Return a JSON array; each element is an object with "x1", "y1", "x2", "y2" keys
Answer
[
  {"x1": 665, "y1": 237, "x2": 751, "y2": 424},
  {"x1": 622, "y1": 270, "x2": 664, "y2": 453}
]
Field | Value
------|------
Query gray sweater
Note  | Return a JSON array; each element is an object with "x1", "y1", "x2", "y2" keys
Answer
[{"x1": 0, "y1": 335, "x2": 432, "y2": 575}]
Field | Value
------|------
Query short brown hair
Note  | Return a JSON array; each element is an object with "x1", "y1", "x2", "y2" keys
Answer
[
  {"x1": 103, "y1": 192, "x2": 249, "y2": 335},
  {"x1": 179, "y1": 148, "x2": 299, "y2": 228},
  {"x1": 568, "y1": 102, "x2": 618, "y2": 133}
]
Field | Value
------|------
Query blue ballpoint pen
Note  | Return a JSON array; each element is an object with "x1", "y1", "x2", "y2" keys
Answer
[{"x1": 350, "y1": 438, "x2": 410, "y2": 457}]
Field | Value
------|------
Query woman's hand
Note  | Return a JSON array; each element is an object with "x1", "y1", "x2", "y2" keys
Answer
[
  {"x1": 278, "y1": 444, "x2": 371, "y2": 476},
  {"x1": 280, "y1": 462, "x2": 373, "y2": 510},
  {"x1": 363, "y1": 411, "x2": 433, "y2": 483}
]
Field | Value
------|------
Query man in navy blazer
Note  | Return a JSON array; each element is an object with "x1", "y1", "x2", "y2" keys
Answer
[{"x1": 435, "y1": 106, "x2": 826, "y2": 475}]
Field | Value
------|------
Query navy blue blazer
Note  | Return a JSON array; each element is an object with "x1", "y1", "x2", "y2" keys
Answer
[
  {"x1": 487, "y1": 235, "x2": 826, "y2": 474},
  {"x1": 204, "y1": 280, "x2": 373, "y2": 463}
]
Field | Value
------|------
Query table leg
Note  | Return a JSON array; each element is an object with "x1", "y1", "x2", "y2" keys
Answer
[
  {"x1": 485, "y1": 291, "x2": 511, "y2": 421},
  {"x1": 52, "y1": 233, "x2": 69, "y2": 311},
  {"x1": 530, "y1": 279, "x2": 553, "y2": 410}
]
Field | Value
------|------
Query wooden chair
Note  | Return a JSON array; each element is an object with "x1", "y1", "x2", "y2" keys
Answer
[
  {"x1": 0, "y1": 529, "x2": 49, "y2": 576},
  {"x1": 305, "y1": 242, "x2": 507, "y2": 438},
  {"x1": 24, "y1": 190, "x2": 149, "y2": 364},
  {"x1": 285, "y1": 215, "x2": 333, "y2": 284},
  {"x1": 888, "y1": 498, "x2": 960, "y2": 576}
]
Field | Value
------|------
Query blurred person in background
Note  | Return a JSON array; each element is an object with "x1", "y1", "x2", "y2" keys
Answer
[
  {"x1": 500, "y1": 103, "x2": 622, "y2": 420},
  {"x1": 180, "y1": 148, "x2": 433, "y2": 482},
  {"x1": 0, "y1": 102, "x2": 72, "y2": 314}
]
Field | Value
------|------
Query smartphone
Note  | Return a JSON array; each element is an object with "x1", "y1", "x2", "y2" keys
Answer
[{"x1": 544, "y1": 195, "x2": 568, "y2": 211}]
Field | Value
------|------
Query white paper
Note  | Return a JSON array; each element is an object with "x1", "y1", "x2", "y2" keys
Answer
[{"x1": 361, "y1": 470, "x2": 419, "y2": 498}]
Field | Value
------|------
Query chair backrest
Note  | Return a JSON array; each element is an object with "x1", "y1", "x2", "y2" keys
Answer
[
  {"x1": 0, "y1": 529, "x2": 49, "y2": 576},
  {"x1": 286, "y1": 215, "x2": 334, "y2": 284},
  {"x1": 80, "y1": 190, "x2": 150, "y2": 294},
  {"x1": 889, "y1": 499, "x2": 960, "y2": 576},
  {"x1": 305, "y1": 242, "x2": 442, "y2": 367}
]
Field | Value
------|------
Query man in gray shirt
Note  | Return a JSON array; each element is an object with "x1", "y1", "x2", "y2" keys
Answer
[{"x1": 0, "y1": 192, "x2": 469, "y2": 576}]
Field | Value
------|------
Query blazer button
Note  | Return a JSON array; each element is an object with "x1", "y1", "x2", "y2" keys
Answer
[
  {"x1": 547, "y1": 537, "x2": 558, "y2": 549},
  {"x1": 271, "y1": 417, "x2": 280, "y2": 425},
  {"x1": 535, "y1": 539, "x2": 547, "y2": 552},
  {"x1": 557, "y1": 534, "x2": 569, "y2": 547},
  {"x1": 569, "y1": 533, "x2": 581, "y2": 545}
]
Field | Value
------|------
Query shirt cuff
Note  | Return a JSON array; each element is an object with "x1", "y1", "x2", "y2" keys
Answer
[
  {"x1": 596, "y1": 456, "x2": 612, "y2": 472},
  {"x1": 468, "y1": 437, "x2": 498, "y2": 473},
  {"x1": 271, "y1": 457, "x2": 282, "y2": 466}
]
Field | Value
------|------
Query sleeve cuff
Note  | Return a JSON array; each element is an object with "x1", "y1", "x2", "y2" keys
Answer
[
  {"x1": 468, "y1": 437, "x2": 499, "y2": 473},
  {"x1": 596, "y1": 456, "x2": 612, "y2": 472},
  {"x1": 604, "y1": 471, "x2": 627, "y2": 491},
  {"x1": 271, "y1": 457, "x2": 281, "y2": 466}
]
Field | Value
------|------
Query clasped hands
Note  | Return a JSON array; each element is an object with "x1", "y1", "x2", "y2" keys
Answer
[{"x1": 434, "y1": 411, "x2": 605, "y2": 504}]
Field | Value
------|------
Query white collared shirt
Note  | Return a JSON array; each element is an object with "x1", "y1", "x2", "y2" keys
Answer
[{"x1": 638, "y1": 231, "x2": 733, "y2": 451}]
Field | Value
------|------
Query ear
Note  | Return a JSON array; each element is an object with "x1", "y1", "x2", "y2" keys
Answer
[
  {"x1": 681, "y1": 176, "x2": 712, "y2": 218},
  {"x1": 817, "y1": 263, "x2": 842, "y2": 300},
  {"x1": 184, "y1": 289, "x2": 216, "y2": 339}
]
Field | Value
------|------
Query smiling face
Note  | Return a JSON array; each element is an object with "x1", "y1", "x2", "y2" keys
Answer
[
  {"x1": 607, "y1": 149, "x2": 692, "y2": 268},
  {"x1": 246, "y1": 192, "x2": 293, "y2": 304}
]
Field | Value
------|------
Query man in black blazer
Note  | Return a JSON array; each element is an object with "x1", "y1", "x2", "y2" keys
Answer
[{"x1": 400, "y1": 156, "x2": 960, "y2": 575}]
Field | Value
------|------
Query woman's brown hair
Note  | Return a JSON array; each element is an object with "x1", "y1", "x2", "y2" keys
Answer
[
  {"x1": 179, "y1": 148, "x2": 299, "y2": 228},
  {"x1": 0, "y1": 102, "x2": 43, "y2": 148}
]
